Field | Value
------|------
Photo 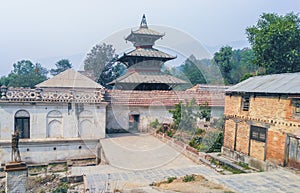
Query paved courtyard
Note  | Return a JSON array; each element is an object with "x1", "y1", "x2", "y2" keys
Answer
[{"x1": 71, "y1": 133, "x2": 300, "y2": 193}]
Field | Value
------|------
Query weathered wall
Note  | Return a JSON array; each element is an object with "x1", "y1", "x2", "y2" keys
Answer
[
  {"x1": 0, "y1": 139, "x2": 99, "y2": 164},
  {"x1": 0, "y1": 102, "x2": 106, "y2": 139},
  {"x1": 224, "y1": 94, "x2": 300, "y2": 166},
  {"x1": 0, "y1": 102, "x2": 106, "y2": 164},
  {"x1": 106, "y1": 105, "x2": 173, "y2": 132}
]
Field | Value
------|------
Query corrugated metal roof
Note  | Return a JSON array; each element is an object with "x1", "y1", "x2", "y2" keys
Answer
[
  {"x1": 36, "y1": 69, "x2": 104, "y2": 89},
  {"x1": 124, "y1": 48, "x2": 175, "y2": 59},
  {"x1": 110, "y1": 71, "x2": 187, "y2": 84},
  {"x1": 227, "y1": 72, "x2": 300, "y2": 94}
]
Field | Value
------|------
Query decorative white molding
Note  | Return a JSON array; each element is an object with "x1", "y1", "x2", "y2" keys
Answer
[
  {"x1": 15, "y1": 110, "x2": 30, "y2": 118},
  {"x1": 1, "y1": 87, "x2": 104, "y2": 103}
]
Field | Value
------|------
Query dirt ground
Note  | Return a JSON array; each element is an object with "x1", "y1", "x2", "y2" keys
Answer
[{"x1": 155, "y1": 175, "x2": 234, "y2": 193}]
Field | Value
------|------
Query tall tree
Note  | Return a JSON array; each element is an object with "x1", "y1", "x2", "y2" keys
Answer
[
  {"x1": 213, "y1": 46, "x2": 234, "y2": 84},
  {"x1": 50, "y1": 59, "x2": 72, "y2": 76},
  {"x1": 246, "y1": 12, "x2": 300, "y2": 74},
  {"x1": 181, "y1": 55, "x2": 206, "y2": 85},
  {"x1": 1, "y1": 60, "x2": 48, "y2": 88},
  {"x1": 84, "y1": 43, "x2": 119, "y2": 86}
]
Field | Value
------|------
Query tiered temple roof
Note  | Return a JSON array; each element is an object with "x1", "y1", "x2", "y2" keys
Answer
[{"x1": 110, "y1": 15, "x2": 187, "y2": 90}]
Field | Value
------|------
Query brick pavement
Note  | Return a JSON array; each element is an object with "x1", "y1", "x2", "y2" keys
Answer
[{"x1": 71, "y1": 134, "x2": 300, "y2": 193}]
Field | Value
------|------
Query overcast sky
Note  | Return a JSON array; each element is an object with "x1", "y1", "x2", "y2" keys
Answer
[{"x1": 0, "y1": 0, "x2": 299, "y2": 76}]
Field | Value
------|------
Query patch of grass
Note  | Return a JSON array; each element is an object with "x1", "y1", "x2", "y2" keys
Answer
[
  {"x1": 52, "y1": 182, "x2": 69, "y2": 193},
  {"x1": 236, "y1": 161, "x2": 250, "y2": 169},
  {"x1": 182, "y1": 174, "x2": 195, "y2": 182},
  {"x1": 167, "y1": 176, "x2": 177, "y2": 183},
  {"x1": 222, "y1": 165, "x2": 244, "y2": 174}
]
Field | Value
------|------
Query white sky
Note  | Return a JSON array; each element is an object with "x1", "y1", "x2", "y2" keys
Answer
[{"x1": 0, "y1": 0, "x2": 299, "y2": 75}]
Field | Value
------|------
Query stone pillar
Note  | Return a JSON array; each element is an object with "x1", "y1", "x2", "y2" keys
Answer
[{"x1": 4, "y1": 162, "x2": 28, "y2": 193}]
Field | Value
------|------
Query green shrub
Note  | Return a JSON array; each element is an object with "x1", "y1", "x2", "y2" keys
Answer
[
  {"x1": 195, "y1": 128, "x2": 205, "y2": 135},
  {"x1": 52, "y1": 182, "x2": 69, "y2": 193},
  {"x1": 183, "y1": 175, "x2": 195, "y2": 182},
  {"x1": 167, "y1": 176, "x2": 177, "y2": 183},
  {"x1": 150, "y1": 119, "x2": 160, "y2": 128}
]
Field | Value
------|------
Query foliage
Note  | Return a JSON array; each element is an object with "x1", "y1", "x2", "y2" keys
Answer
[
  {"x1": 201, "y1": 131, "x2": 223, "y2": 153},
  {"x1": 52, "y1": 182, "x2": 69, "y2": 193},
  {"x1": 0, "y1": 60, "x2": 48, "y2": 88},
  {"x1": 211, "y1": 116, "x2": 225, "y2": 131},
  {"x1": 167, "y1": 176, "x2": 177, "y2": 183},
  {"x1": 182, "y1": 175, "x2": 195, "y2": 182},
  {"x1": 246, "y1": 12, "x2": 300, "y2": 74},
  {"x1": 195, "y1": 128, "x2": 205, "y2": 135},
  {"x1": 169, "y1": 99, "x2": 211, "y2": 136},
  {"x1": 213, "y1": 47, "x2": 257, "y2": 84},
  {"x1": 180, "y1": 56, "x2": 206, "y2": 85},
  {"x1": 213, "y1": 46, "x2": 234, "y2": 84},
  {"x1": 189, "y1": 136, "x2": 203, "y2": 149},
  {"x1": 98, "y1": 62, "x2": 126, "y2": 88},
  {"x1": 237, "y1": 161, "x2": 250, "y2": 169},
  {"x1": 84, "y1": 43, "x2": 125, "y2": 87},
  {"x1": 50, "y1": 59, "x2": 72, "y2": 76},
  {"x1": 150, "y1": 119, "x2": 160, "y2": 129},
  {"x1": 199, "y1": 102, "x2": 211, "y2": 121}
]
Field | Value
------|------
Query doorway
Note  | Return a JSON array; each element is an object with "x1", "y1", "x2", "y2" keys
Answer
[{"x1": 129, "y1": 114, "x2": 140, "y2": 132}]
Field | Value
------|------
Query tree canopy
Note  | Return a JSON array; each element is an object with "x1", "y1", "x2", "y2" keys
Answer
[
  {"x1": 0, "y1": 60, "x2": 48, "y2": 88},
  {"x1": 246, "y1": 12, "x2": 300, "y2": 74},
  {"x1": 213, "y1": 46, "x2": 258, "y2": 84},
  {"x1": 84, "y1": 43, "x2": 123, "y2": 87},
  {"x1": 50, "y1": 59, "x2": 72, "y2": 76}
]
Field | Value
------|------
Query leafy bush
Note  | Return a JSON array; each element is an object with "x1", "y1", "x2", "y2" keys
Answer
[
  {"x1": 195, "y1": 128, "x2": 205, "y2": 135},
  {"x1": 167, "y1": 176, "x2": 177, "y2": 183},
  {"x1": 52, "y1": 182, "x2": 69, "y2": 193},
  {"x1": 150, "y1": 119, "x2": 160, "y2": 129},
  {"x1": 183, "y1": 175, "x2": 195, "y2": 182}
]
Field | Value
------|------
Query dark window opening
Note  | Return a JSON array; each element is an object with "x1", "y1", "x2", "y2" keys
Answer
[
  {"x1": 15, "y1": 110, "x2": 30, "y2": 139},
  {"x1": 294, "y1": 100, "x2": 300, "y2": 115},
  {"x1": 250, "y1": 125, "x2": 267, "y2": 142},
  {"x1": 242, "y1": 96, "x2": 250, "y2": 111}
]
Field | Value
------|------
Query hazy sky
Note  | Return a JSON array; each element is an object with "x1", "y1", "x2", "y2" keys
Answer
[{"x1": 0, "y1": 0, "x2": 299, "y2": 76}]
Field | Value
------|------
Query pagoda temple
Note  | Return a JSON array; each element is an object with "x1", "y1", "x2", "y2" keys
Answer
[{"x1": 109, "y1": 15, "x2": 187, "y2": 90}]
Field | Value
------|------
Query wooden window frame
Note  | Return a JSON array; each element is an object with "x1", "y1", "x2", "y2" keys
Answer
[
  {"x1": 293, "y1": 100, "x2": 300, "y2": 116},
  {"x1": 250, "y1": 125, "x2": 267, "y2": 142},
  {"x1": 242, "y1": 95, "x2": 250, "y2": 111}
]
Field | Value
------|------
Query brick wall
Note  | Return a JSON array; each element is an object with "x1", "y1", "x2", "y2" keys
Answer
[
  {"x1": 224, "y1": 94, "x2": 300, "y2": 166},
  {"x1": 236, "y1": 121, "x2": 250, "y2": 154},
  {"x1": 250, "y1": 140, "x2": 265, "y2": 160},
  {"x1": 266, "y1": 130, "x2": 286, "y2": 165},
  {"x1": 224, "y1": 119, "x2": 235, "y2": 149}
]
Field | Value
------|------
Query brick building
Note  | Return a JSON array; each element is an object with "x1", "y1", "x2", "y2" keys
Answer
[{"x1": 223, "y1": 73, "x2": 300, "y2": 170}]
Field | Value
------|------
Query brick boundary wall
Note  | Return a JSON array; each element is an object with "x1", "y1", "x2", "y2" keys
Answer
[{"x1": 152, "y1": 132, "x2": 210, "y2": 165}]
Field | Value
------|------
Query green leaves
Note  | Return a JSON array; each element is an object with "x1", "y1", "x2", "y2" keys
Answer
[
  {"x1": 50, "y1": 59, "x2": 72, "y2": 76},
  {"x1": 0, "y1": 60, "x2": 48, "y2": 88},
  {"x1": 246, "y1": 12, "x2": 300, "y2": 74}
]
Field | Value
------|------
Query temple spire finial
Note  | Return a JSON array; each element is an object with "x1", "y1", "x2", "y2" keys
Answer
[{"x1": 140, "y1": 14, "x2": 148, "y2": 28}]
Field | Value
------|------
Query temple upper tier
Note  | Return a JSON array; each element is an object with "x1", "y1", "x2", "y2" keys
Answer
[{"x1": 111, "y1": 15, "x2": 187, "y2": 90}]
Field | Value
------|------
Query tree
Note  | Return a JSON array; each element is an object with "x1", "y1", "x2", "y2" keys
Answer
[
  {"x1": 98, "y1": 62, "x2": 126, "y2": 88},
  {"x1": 50, "y1": 59, "x2": 72, "y2": 76},
  {"x1": 181, "y1": 56, "x2": 206, "y2": 85},
  {"x1": 246, "y1": 12, "x2": 300, "y2": 74},
  {"x1": 0, "y1": 60, "x2": 48, "y2": 88},
  {"x1": 169, "y1": 99, "x2": 211, "y2": 132},
  {"x1": 213, "y1": 46, "x2": 234, "y2": 84},
  {"x1": 84, "y1": 43, "x2": 123, "y2": 87}
]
